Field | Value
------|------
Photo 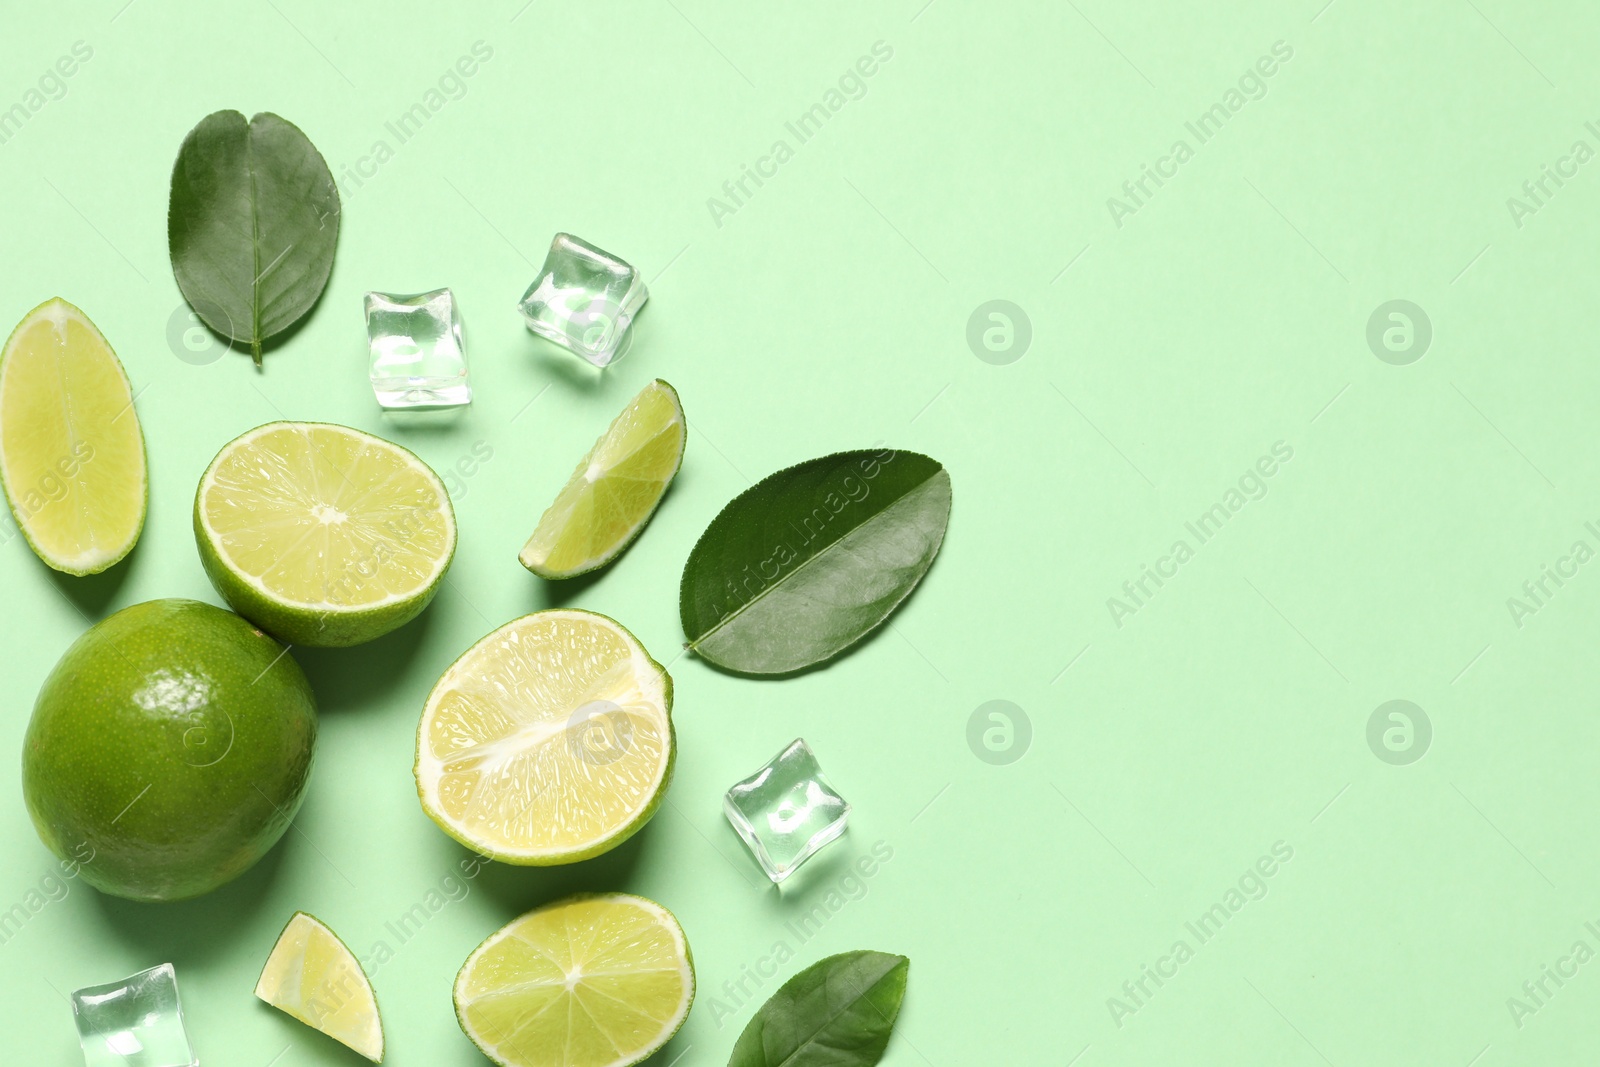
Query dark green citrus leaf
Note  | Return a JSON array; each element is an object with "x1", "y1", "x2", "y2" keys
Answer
[
  {"x1": 680, "y1": 449, "x2": 950, "y2": 674},
  {"x1": 168, "y1": 110, "x2": 340, "y2": 365},
  {"x1": 728, "y1": 950, "x2": 909, "y2": 1067}
]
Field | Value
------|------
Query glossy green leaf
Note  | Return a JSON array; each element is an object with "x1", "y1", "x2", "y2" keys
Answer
[
  {"x1": 168, "y1": 110, "x2": 340, "y2": 366},
  {"x1": 680, "y1": 449, "x2": 951, "y2": 674},
  {"x1": 728, "y1": 950, "x2": 909, "y2": 1067}
]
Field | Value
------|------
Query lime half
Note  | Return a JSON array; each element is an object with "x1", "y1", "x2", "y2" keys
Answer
[
  {"x1": 256, "y1": 911, "x2": 384, "y2": 1062},
  {"x1": 519, "y1": 379, "x2": 684, "y2": 579},
  {"x1": 0, "y1": 298, "x2": 146, "y2": 574},
  {"x1": 194, "y1": 421, "x2": 456, "y2": 646},
  {"x1": 415, "y1": 609, "x2": 673, "y2": 864},
  {"x1": 454, "y1": 894, "x2": 693, "y2": 1067}
]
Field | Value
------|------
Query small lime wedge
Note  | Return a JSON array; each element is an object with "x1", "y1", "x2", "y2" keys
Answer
[
  {"x1": 255, "y1": 911, "x2": 384, "y2": 1062},
  {"x1": 194, "y1": 421, "x2": 456, "y2": 646},
  {"x1": 519, "y1": 379, "x2": 684, "y2": 579},
  {"x1": 0, "y1": 298, "x2": 146, "y2": 574},
  {"x1": 415, "y1": 609, "x2": 673, "y2": 864},
  {"x1": 454, "y1": 894, "x2": 693, "y2": 1067}
]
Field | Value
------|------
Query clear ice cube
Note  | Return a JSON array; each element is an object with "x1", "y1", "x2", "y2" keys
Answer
[
  {"x1": 365, "y1": 287, "x2": 471, "y2": 409},
  {"x1": 71, "y1": 963, "x2": 198, "y2": 1067},
  {"x1": 516, "y1": 233, "x2": 648, "y2": 368},
  {"x1": 723, "y1": 738, "x2": 850, "y2": 883}
]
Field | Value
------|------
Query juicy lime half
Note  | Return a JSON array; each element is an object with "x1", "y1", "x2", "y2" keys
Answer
[
  {"x1": 194, "y1": 421, "x2": 455, "y2": 646},
  {"x1": 454, "y1": 894, "x2": 693, "y2": 1067},
  {"x1": 519, "y1": 379, "x2": 684, "y2": 579},
  {"x1": 0, "y1": 297, "x2": 146, "y2": 574},
  {"x1": 415, "y1": 609, "x2": 673, "y2": 864}
]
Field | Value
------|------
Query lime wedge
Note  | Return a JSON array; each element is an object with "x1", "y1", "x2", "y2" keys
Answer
[
  {"x1": 194, "y1": 421, "x2": 456, "y2": 647},
  {"x1": 519, "y1": 379, "x2": 684, "y2": 579},
  {"x1": 256, "y1": 911, "x2": 384, "y2": 1062},
  {"x1": 454, "y1": 894, "x2": 693, "y2": 1067},
  {"x1": 0, "y1": 298, "x2": 146, "y2": 575},
  {"x1": 415, "y1": 609, "x2": 673, "y2": 864}
]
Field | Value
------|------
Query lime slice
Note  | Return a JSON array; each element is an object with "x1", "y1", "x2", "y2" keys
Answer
[
  {"x1": 256, "y1": 911, "x2": 384, "y2": 1062},
  {"x1": 454, "y1": 894, "x2": 693, "y2": 1067},
  {"x1": 194, "y1": 421, "x2": 456, "y2": 647},
  {"x1": 519, "y1": 379, "x2": 684, "y2": 579},
  {"x1": 415, "y1": 609, "x2": 673, "y2": 864},
  {"x1": 0, "y1": 298, "x2": 146, "y2": 575}
]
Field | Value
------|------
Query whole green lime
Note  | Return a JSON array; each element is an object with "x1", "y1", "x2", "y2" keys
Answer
[{"x1": 22, "y1": 599, "x2": 317, "y2": 902}]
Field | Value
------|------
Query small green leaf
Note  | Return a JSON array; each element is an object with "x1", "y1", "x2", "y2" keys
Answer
[
  {"x1": 167, "y1": 110, "x2": 340, "y2": 366},
  {"x1": 680, "y1": 449, "x2": 951, "y2": 674},
  {"x1": 728, "y1": 950, "x2": 909, "y2": 1067}
]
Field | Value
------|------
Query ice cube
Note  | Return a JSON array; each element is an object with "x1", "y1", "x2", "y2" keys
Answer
[
  {"x1": 516, "y1": 234, "x2": 647, "y2": 368},
  {"x1": 71, "y1": 963, "x2": 198, "y2": 1067},
  {"x1": 365, "y1": 288, "x2": 471, "y2": 409},
  {"x1": 723, "y1": 738, "x2": 850, "y2": 883}
]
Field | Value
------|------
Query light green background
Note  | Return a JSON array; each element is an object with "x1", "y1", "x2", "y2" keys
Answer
[{"x1": 0, "y1": 0, "x2": 1593, "y2": 1063}]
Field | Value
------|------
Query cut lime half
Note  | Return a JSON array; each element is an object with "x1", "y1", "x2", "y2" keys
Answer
[
  {"x1": 194, "y1": 421, "x2": 455, "y2": 646},
  {"x1": 415, "y1": 609, "x2": 673, "y2": 864},
  {"x1": 519, "y1": 379, "x2": 684, "y2": 579},
  {"x1": 0, "y1": 298, "x2": 146, "y2": 575},
  {"x1": 454, "y1": 894, "x2": 693, "y2": 1067},
  {"x1": 256, "y1": 911, "x2": 384, "y2": 1062}
]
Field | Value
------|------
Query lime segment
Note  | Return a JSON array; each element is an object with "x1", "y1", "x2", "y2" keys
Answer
[
  {"x1": 415, "y1": 609, "x2": 673, "y2": 864},
  {"x1": 454, "y1": 894, "x2": 693, "y2": 1067},
  {"x1": 519, "y1": 379, "x2": 684, "y2": 579},
  {"x1": 0, "y1": 298, "x2": 146, "y2": 575},
  {"x1": 256, "y1": 911, "x2": 383, "y2": 1062},
  {"x1": 194, "y1": 421, "x2": 455, "y2": 646}
]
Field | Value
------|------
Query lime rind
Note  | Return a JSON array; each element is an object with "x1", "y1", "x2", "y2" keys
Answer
[{"x1": 0, "y1": 297, "x2": 148, "y2": 576}]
